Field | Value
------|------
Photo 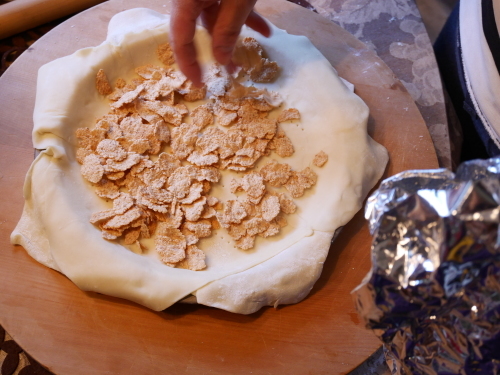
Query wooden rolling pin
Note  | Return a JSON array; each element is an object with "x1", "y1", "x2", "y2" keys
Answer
[{"x1": 0, "y1": 0, "x2": 107, "y2": 39}]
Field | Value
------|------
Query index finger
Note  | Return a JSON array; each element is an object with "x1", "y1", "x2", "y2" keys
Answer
[
  {"x1": 170, "y1": 0, "x2": 209, "y2": 86},
  {"x1": 210, "y1": 0, "x2": 259, "y2": 66}
]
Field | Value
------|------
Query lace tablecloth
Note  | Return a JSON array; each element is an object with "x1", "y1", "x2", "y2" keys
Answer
[
  {"x1": 0, "y1": 0, "x2": 449, "y2": 373},
  {"x1": 312, "y1": 0, "x2": 453, "y2": 168}
]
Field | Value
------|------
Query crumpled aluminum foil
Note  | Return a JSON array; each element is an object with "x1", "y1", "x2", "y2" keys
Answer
[{"x1": 353, "y1": 157, "x2": 500, "y2": 375}]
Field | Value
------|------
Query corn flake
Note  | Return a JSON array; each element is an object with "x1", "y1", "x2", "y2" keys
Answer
[
  {"x1": 235, "y1": 235, "x2": 255, "y2": 250},
  {"x1": 180, "y1": 183, "x2": 204, "y2": 204},
  {"x1": 157, "y1": 43, "x2": 175, "y2": 66},
  {"x1": 228, "y1": 222, "x2": 247, "y2": 240},
  {"x1": 260, "y1": 160, "x2": 292, "y2": 187},
  {"x1": 182, "y1": 196, "x2": 207, "y2": 222},
  {"x1": 244, "y1": 217, "x2": 269, "y2": 237},
  {"x1": 171, "y1": 123, "x2": 198, "y2": 160},
  {"x1": 179, "y1": 81, "x2": 207, "y2": 102},
  {"x1": 94, "y1": 179, "x2": 120, "y2": 199},
  {"x1": 97, "y1": 139, "x2": 127, "y2": 161},
  {"x1": 128, "y1": 139, "x2": 151, "y2": 154},
  {"x1": 232, "y1": 172, "x2": 266, "y2": 201},
  {"x1": 278, "y1": 108, "x2": 300, "y2": 123},
  {"x1": 76, "y1": 127, "x2": 106, "y2": 151},
  {"x1": 107, "y1": 171, "x2": 125, "y2": 181},
  {"x1": 259, "y1": 194, "x2": 280, "y2": 222},
  {"x1": 90, "y1": 209, "x2": 117, "y2": 224},
  {"x1": 124, "y1": 228, "x2": 141, "y2": 245},
  {"x1": 234, "y1": 37, "x2": 280, "y2": 83},
  {"x1": 313, "y1": 151, "x2": 328, "y2": 167},
  {"x1": 222, "y1": 200, "x2": 247, "y2": 224},
  {"x1": 271, "y1": 134, "x2": 294, "y2": 158},
  {"x1": 96, "y1": 69, "x2": 113, "y2": 95},
  {"x1": 135, "y1": 64, "x2": 166, "y2": 80},
  {"x1": 184, "y1": 220, "x2": 212, "y2": 238},
  {"x1": 76, "y1": 147, "x2": 93, "y2": 164},
  {"x1": 178, "y1": 245, "x2": 206, "y2": 271},
  {"x1": 81, "y1": 154, "x2": 104, "y2": 183},
  {"x1": 191, "y1": 105, "x2": 213, "y2": 128},
  {"x1": 156, "y1": 228, "x2": 187, "y2": 264},
  {"x1": 115, "y1": 78, "x2": 126, "y2": 89},
  {"x1": 103, "y1": 207, "x2": 143, "y2": 229},
  {"x1": 278, "y1": 192, "x2": 297, "y2": 214},
  {"x1": 111, "y1": 84, "x2": 144, "y2": 109},
  {"x1": 284, "y1": 167, "x2": 317, "y2": 198},
  {"x1": 204, "y1": 63, "x2": 231, "y2": 97},
  {"x1": 105, "y1": 153, "x2": 142, "y2": 172},
  {"x1": 260, "y1": 222, "x2": 280, "y2": 238}
]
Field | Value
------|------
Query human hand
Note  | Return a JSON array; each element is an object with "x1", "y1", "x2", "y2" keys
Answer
[{"x1": 170, "y1": 0, "x2": 271, "y2": 86}]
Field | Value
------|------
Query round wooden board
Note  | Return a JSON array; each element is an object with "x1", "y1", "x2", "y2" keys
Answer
[{"x1": 0, "y1": 0, "x2": 439, "y2": 374}]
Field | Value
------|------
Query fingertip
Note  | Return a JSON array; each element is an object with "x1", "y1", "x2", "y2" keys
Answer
[
  {"x1": 213, "y1": 45, "x2": 233, "y2": 66},
  {"x1": 176, "y1": 51, "x2": 203, "y2": 87},
  {"x1": 226, "y1": 61, "x2": 238, "y2": 75},
  {"x1": 187, "y1": 63, "x2": 203, "y2": 87},
  {"x1": 261, "y1": 23, "x2": 272, "y2": 38},
  {"x1": 191, "y1": 75, "x2": 204, "y2": 88},
  {"x1": 245, "y1": 11, "x2": 272, "y2": 38}
]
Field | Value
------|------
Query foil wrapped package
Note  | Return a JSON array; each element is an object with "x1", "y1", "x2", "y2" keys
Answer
[{"x1": 353, "y1": 158, "x2": 500, "y2": 375}]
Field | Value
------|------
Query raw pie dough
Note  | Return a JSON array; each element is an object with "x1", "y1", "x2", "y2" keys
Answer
[{"x1": 10, "y1": 8, "x2": 388, "y2": 314}]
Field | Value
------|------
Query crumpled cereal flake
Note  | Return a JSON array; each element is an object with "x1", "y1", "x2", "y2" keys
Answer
[
  {"x1": 105, "y1": 153, "x2": 142, "y2": 172},
  {"x1": 184, "y1": 220, "x2": 212, "y2": 238},
  {"x1": 235, "y1": 235, "x2": 255, "y2": 250},
  {"x1": 313, "y1": 151, "x2": 328, "y2": 167},
  {"x1": 259, "y1": 194, "x2": 281, "y2": 222},
  {"x1": 82, "y1": 154, "x2": 104, "y2": 183},
  {"x1": 96, "y1": 69, "x2": 113, "y2": 95},
  {"x1": 260, "y1": 160, "x2": 292, "y2": 187},
  {"x1": 278, "y1": 108, "x2": 300, "y2": 123},
  {"x1": 189, "y1": 151, "x2": 219, "y2": 166},
  {"x1": 94, "y1": 179, "x2": 120, "y2": 199},
  {"x1": 278, "y1": 192, "x2": 297, "y2": 214},
  {"x1": 156, "y1": 228, "x2": 187, "y2": 264},
  {"x1": 76, "y1": 127, "x2": 106, "y2": 151},
  {"x1": 228, "y1": 223, "x2": 247, "y2": 240},
  {"x1": 112, "y1": 192, "x2": 135, "y2": 214},
  {"x1": 223, "y1": 200, "x2": 248, "y2": 224},
  {"x1": 90, "y1": 209, "x2": 117, "y2": 224},
  {"x1": 178, "y1": 245, "x2": 206, "y2": 271},
  {"x1": 157, "y1": 43, "x2": 175, "y2": 66},
  {"x1": 76, "y1": 147, "x2": 93, "y2": 164},
  {"x1": 106, "y1": 171, "x2": 125, "y2": 181},
  {"x1": 181, "y1": 183, "x2": 204, "y2": 204},
  {"x1": 182, "y1": 196, "x2": 207, "y2": 222},
  {"x1": 284, "y1": 168, "x2": 317, "y2": 198},
  {"x1": 103, "y1": 207, "x2": 143, "y2": 230},
  {"x1": 97, "y1": 139, "x2": 127, "y2": 161}
]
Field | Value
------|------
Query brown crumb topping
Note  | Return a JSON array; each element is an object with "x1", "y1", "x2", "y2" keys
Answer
[{"x1": 77, "y1": 39, "x2": 320, "y2": 271}]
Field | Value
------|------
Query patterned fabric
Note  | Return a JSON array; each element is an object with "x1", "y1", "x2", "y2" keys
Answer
[
  {"x1": 309, "y1": 0, "x2": 453, "y2": 168},
  {"x1": 0, "y1": 326, "x2": 51, "y2": 375}
]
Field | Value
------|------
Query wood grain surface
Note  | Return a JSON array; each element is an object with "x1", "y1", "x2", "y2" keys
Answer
[
  {"x1": 0, "y1": 0, "x2": 439, "y2": 374},
  {"x1": 0, "y1": 0, "x2": 107, "y2": 39}
]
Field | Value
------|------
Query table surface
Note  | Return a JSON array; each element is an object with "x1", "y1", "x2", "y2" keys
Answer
[{"x1": 0, "y1": 0, "x2": 442, "y2": 374}]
